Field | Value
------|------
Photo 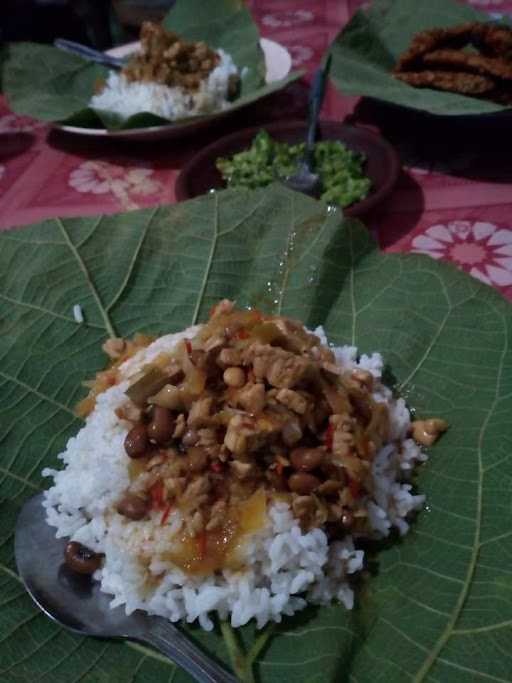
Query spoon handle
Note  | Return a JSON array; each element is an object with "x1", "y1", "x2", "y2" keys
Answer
[
  {"x1": 53, "y1": 39, "x2": 125, "y2": 69},
  {"x1": 140, "y1": 617, "x2": 239, "y2": 683},
  {"x1": 306, "y1": 54, "x2": 332, "y2": 158}
]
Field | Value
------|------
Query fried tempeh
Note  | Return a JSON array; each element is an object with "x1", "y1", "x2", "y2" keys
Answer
[
  {"x1": 423, "y1": 49, "x2": 512, "y2": 80},
  {"x1": 394, "y1": 69, "x2": 496, "y2": 95},
  {"x1": 395, "y1": 23, "x2": 480, "y2": 70},
  {"x1": 395, "y1": 22, "x2": 512, "y2": 71}
]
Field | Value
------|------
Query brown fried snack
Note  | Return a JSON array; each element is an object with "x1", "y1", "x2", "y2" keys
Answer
[
  {"x1": 423, "y1": 49, "x2": 512, "y2": 80},
  {"x1": 473, "y1": 22, "x2": 512, "y2": 57},
  {"x1": 395, "y1": 23, "x2": 479, "y2": 70},
  {"x1": 395, "y1": 22, "x2": 512, "y2": 71},
  {"x1": 395, "y1": 70, "x2": 496, "y2": 95}
]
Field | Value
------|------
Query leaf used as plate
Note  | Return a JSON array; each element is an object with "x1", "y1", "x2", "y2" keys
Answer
[
  {"x1": 330, "y1": 0, "x2": 512, "y2": 116},
  {"x1": 1, "y1": 0, "x2": 302, "y2": 131},
  {"x1": 1, "y1": 184, "x2": 511, "y2": 682}
]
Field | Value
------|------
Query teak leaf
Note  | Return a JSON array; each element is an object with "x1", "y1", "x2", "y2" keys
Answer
[{"x1": 1, "y1": 185, "x2": 511, "y2": 682}]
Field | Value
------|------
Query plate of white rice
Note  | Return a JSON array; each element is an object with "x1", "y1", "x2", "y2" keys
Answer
[
  {"x1": 57, "y1": 38, "x2": 292, "y2": 141},
  {"x1": 42, "y1": 302, "x2": 446, "y2": 633}
]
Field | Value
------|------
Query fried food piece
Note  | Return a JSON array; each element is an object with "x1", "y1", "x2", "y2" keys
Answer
[
  {"x1": 394, "y1": 70, "x2": 496, "y2": 95},
  {"x1": 474, "y1": 22, "x2": 512, "y2": 57},
  {"x1": 395, "y1": 23, "x2": 478, "y2": 70},
  {"x1": 395, "y1": 22, "x2": 512, "y2": 71},
  {"x1": 123, "y1": 21, "x2": 220, "y2": 91},
  {"x1": 423, "y1": 49, "x2": 512, "y2": 80}
]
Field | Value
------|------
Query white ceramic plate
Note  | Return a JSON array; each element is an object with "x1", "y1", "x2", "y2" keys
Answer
[{"x1": 57, "y1": 38, "x2": 292, "y2": 141}]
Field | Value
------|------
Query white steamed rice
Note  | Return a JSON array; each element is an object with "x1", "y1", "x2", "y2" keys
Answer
[
  {"x1": 89, "y1": 49, "x2": 238, "y2": 122},
  {"x1": 42, "y1": 325, "x2": 426, "y2": 631}
]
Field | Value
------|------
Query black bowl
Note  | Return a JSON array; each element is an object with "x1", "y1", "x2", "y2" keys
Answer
[{"x1": 175, "y1": 119, "x2": 401, "y2": 216}]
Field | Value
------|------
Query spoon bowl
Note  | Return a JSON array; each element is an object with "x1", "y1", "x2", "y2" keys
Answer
[{"x1": 15, "y1": 493, "x2": 237, "y2": 683}]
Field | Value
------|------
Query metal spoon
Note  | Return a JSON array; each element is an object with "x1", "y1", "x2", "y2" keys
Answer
[
  {"x1": 54, "y1": 38, "x2": 127, "y2": 70},
  {"x1": 281, "y1": 55, "x2": 332, "y2": 197},
  {"x1": 15, "y1": 493, "x2": 238, "y2": 683}
]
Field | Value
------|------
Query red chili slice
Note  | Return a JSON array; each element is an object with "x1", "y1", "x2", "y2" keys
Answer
[
  {"x1": 149, "y1": 480, "x2": 165, "y2": 509},
  {"x1": 210, "y1": 461, "x2": 223, "y2": 473},
  {"x1": 185, "y1": 339, "x2": 192, "y2": 355},
  {"x1": 160, "y1": 503, "x2": 173, "y2": 525}
]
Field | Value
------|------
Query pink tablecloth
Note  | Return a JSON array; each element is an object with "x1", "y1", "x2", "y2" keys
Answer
[{"x1": 1, "y1": 0, "x2": 512, "y2": 301}]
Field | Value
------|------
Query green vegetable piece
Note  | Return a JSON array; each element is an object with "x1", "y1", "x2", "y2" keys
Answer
[{"x1": 216, "y1": 132, "x2": 371, "y2": 207}]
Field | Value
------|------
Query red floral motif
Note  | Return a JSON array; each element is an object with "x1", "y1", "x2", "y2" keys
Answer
[{"x1": 411, "y1": 220, "x2": 512, "y2": 286}]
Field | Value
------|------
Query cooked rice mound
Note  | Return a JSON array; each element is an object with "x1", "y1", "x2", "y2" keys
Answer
[
  {"x1": 89, "y1": 22, "x2": 239, "y2": 122},
  {"x1": 43, "y1": 302, "x2": 430, "y2": 631}
]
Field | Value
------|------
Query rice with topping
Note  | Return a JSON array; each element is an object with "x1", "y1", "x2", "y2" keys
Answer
[
  {"x1": 90, "y1": 49, "x2": 238, "y2": 122},
  {"x1": 42, "y1": 314, "x2": 429, "y2": 631}
]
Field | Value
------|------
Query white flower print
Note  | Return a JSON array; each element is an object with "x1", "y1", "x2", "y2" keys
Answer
[
  {"x1": 69, "y1": 160, "x2": 162, "y2": 210},
  {"x1": 411, "y1": 220, "x2": 512, "y2": 287},
  {"x1": 262, "y1": 10, "x2": 314, "y2": 29},
  {"x1": 288, "y1": 45, "x2": 314, "y2": 66}
]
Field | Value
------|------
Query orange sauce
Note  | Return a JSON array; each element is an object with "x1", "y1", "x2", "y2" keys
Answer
[
  {"x1": 128, "y1": 456, "x2": 149, "y2": 480},
  {"x1": 164, "y1": 489, "x2": 267, "y2": 576}
]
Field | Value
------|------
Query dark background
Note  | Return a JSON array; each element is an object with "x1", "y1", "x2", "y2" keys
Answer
[{"x1": 0, "y1": 0, "x2": 176, "y2": 48}]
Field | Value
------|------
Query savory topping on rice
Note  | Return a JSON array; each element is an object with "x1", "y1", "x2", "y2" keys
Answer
[
  {"x1": 123, "y1": 22, "x2": 237, "y2": 95},
  {"x1": 43, "y1": 302, "x2": 447, "y2": 631},
  {"x1": 90, "y1": 22, "x2": 240, "y2": 121}
]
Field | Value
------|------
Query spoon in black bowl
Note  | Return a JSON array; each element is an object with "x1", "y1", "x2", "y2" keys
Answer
[
  {"x1": 54, "y1": 38, "x2": 127, "y2": 70},
  {"x1": 15, "y1": 492, "x2": 238, "y2": 683},
  {"x1": 280, "y1": 55, "x2": 332, "y2": 198}
]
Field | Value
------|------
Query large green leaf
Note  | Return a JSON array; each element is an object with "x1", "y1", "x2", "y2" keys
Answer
[
  {"x1": 330, "y1": 0, "x2": 512, "y2": 116},
  {"x1": 1, "y1": 0, "x2": 302, "y2": 130},
  {"x1": 1, "y1": 184, "x2": 511, "y2": 682}
]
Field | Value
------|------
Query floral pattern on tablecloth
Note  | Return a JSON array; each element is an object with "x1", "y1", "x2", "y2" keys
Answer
[
  {"x1": 68, "y1": 161, "x2": 163, "y2": 211},
  {"x1": 0, "y1": 113, "x2": 47, "y2": 134},
  {"x1": 412, "y1": 220, "x2": 512, "y2": 286},
  {"x1": 261, "y1": 9, "x2": 315, "y2": 29},
  {"x1": 288, "y1": 46, "x2": 314, "y2": 67}
]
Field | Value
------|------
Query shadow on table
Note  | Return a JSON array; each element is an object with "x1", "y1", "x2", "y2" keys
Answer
[
  {"x1": 363, "y1": 168, "x2": 425, "y2": 250},
  {"x1": 349, "y1": 98, "x2": 512, "y2": 184},
  {"x1": 0, "y1": 132, "x2": 34, "y2": 162}
]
